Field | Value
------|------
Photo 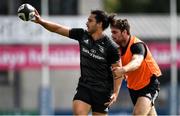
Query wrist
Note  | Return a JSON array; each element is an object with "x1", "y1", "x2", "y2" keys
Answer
[
  {"x1": 113, "y1": 91, "x2": 118, "y2": 96},
  {"x1": 38, "y1": 18, "x2": 44, "y2": 24},
  {"x1": 122, "y1": 66, "x2": 127, "y2": 74}
]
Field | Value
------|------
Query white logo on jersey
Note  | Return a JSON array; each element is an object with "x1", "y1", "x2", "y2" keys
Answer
[
  {"x1": 90, "y1": 49, "x2": 96, "y2": 53},
  {"x1": 98, "y1": 45, "x2": 104, "y2": 53},
  {"x1": 84, "y1": 39, "x2": 89, "y2": 44},
  {"x1": 82, "y1": 48, "x2": 104, "y2": 60}
]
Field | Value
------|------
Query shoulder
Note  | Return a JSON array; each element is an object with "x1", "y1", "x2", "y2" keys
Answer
[
  {"x1": 131, "y1": 42, "x2": 145, "y2": 49},
  {"x1": 70, "y1": 28, "x2": 86, "y2": 34},
  {"x1": 69, "y1": 28, "x2": 88, "y2": 40},
  {"x1": 132, "y1": 37, "x2": 146, "y2": 50},
  {"x1": 130, "y1": 42, "x2": 147, "y2": 57},
  {"x1": 104, "y1": 35, "x2": 119, "y2": 48}
]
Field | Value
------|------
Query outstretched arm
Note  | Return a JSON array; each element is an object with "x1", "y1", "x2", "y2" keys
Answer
[{"x1": 33, "y1": 10, "x2": 70, "y2": 37}]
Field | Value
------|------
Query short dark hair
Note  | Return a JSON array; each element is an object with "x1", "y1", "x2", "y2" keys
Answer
[
  {"x1": 110, "y1": 19, "x2": 130, "y2": 35},
  {"x1": 91, "y1": 10, "x2": 116, "y2": 30}
]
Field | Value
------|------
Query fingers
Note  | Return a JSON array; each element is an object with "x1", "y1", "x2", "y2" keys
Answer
[
  {"x1": 108, "y1": 95, "x2": 115, "y2": 106},
  {"x1": 104, "y1": 95, "x2": 116, "y2": 107},
  {"x1": 104, "y1": 101, "x2": 114, "y2": 107},
  {"x1": 35, "y1": 9, "x2": 39, "y2": 15},
  {"x1": 34, "y1": 10, "x2": 40, "y2": 19},
  {"x1": 112, "y1": 67, "x2": 117, "y2": 71},
  {"x1": 104, "y1": 102, "x2": 110, "y2": 106},
  {"x1": 112, "y1": 67, "x2": 125, "y2": 78},
  {"x1": 31, "y1": 10, "x2": 41, "y2": 23},
  {"x1": 108, "y1": 100, "x2": 114, "y2": 107}
]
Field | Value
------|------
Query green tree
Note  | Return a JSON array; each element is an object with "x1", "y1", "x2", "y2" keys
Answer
[
  {"x1": 103, "y1": 0, "x2": 121, "y2": 13},
  {"x1": 103, "y1": 0, "x2": 179, "y2": 14}
]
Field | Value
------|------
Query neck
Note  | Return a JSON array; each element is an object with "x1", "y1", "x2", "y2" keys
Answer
[
  {"x1": 121, "y1": 35, "x2": 130, "y2": 47},
  {"x1": 91, "y1": 30, "x2": 104, "y2": 41}
]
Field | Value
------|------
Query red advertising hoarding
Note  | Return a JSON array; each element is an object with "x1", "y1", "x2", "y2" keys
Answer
[
  {"x1": 0, "y1": 45, "x2": 80, "y2": 70},
  {"x1": 0, "y1": 43, "x2": 179, "y2": 70},
  {"x1": 147, "y1": 42, "x2": 180, "y2": 68}
]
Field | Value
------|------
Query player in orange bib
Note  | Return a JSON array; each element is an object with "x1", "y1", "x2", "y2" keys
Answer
[{"x1": 110, "y1": 18, "x2": 162, "y2": 115}]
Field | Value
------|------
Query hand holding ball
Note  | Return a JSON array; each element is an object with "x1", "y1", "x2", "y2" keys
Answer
[{"x1": 17, "y1": 4, "x2": 35, "y2": 21}]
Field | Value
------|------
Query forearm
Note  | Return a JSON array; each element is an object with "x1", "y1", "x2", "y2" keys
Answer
[
  {"x1": 113, "y1": 77, "x2": 123, "y2": 95},
  {"x1": 112, "y1": 60, "x2": 123, "y2": 95},
  {"x1": 38, "y1": 19, "x2": 70, "y2": 36},
  {"x1": 123, "y1": 55, "x2": 143, "y2": 73}
]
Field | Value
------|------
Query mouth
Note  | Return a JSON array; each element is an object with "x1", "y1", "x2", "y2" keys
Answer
[
  {"x1": 112, "y1": 37, "x2": 116, "y2": 41},
  {"x1": 87, "y1": 27, "x2": 90, "y2": 32},
  {"x1": 113, "y1": 38, "x2": 118, "y2": 43}
]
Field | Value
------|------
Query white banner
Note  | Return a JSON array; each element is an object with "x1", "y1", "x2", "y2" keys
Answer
[{"x1": 0, "y1": 16, "x2": 86, "y2": 44}]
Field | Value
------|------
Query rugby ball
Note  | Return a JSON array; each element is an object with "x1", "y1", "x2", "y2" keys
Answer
[{"x1": 17, "y1": 4, "x2": 35, "y2": 21}]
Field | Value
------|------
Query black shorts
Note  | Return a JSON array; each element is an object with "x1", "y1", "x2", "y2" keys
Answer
[
  {"x1": 73, "y1": 85, "x2": 111, "y2": 113},
  {"x1": 128, "y1": 75, "x2": 160, "y2": 106}
]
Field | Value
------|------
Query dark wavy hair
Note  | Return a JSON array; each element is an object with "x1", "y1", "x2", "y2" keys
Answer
[
  {"x1": 91, "y1": 10, "x2": 116, "y2": 30},
  {"x1": 110, "y1": 18, "x2": 131, "y2": 35}
]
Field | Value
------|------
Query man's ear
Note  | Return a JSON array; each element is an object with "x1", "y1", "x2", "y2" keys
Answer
[
  {"x1": 122, "y1": 29, "x2": 127, "y2": 34},
  {"x1": 97, "y1": 22, "x2": 103, "y2": 28}
]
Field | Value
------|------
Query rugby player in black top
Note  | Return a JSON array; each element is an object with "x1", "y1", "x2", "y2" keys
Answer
[{"x1": 32, "y1": 10, "x2": 123, "y2": 115}]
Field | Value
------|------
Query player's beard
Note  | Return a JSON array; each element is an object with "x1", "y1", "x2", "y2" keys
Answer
[
  {"x1": 87, "y1": 25, "x2": 97, "y2": 35},
  {"x1": 113, "y1": 37, "x2": 124, "y2": 46}
]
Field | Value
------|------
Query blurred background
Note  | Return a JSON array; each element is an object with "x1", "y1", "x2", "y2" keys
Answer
[{"x1": 0, "y1": 0, "x2": 179, "y2": 115}]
